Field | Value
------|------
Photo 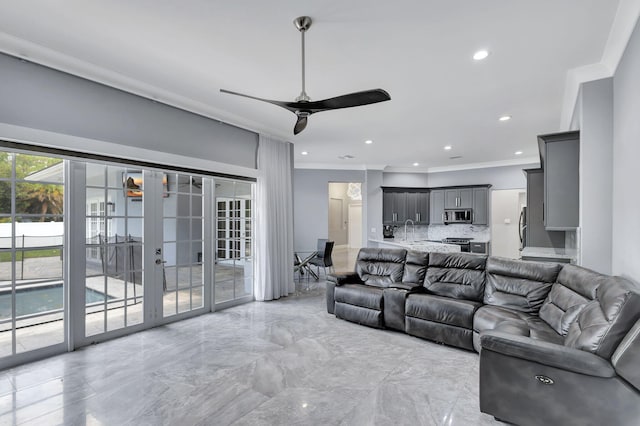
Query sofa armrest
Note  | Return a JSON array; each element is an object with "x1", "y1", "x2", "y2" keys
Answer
[
  {"x1": 480, "y1": 331, "x2": 615, "y2": 378},
  {"x1": 327, "y1": 272, "x2": 362, "y2": 286}
]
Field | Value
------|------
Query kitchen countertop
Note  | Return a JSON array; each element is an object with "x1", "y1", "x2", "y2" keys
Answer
[
  {"x1": 369, "y1": 238, "x2": 461, "y2": 253},
  {"x1": 520, "y1": 246, "x2": 577, "y2": 261}
]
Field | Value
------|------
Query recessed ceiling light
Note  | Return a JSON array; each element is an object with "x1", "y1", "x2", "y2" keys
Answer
[
  {"x1": 473, "y1": 50, "x2": 490, "y2": 61},
  {"x1": 499, "y1": 115, "x2": 512, "y2": 121},
  {"x1": 444, "y1": 145, "x2": 452, "y2": 151},
  {"x1": 301, "y1": 151, "x2": 308, "y2": 155},
  {"x1": 365, "y1": 139, "x2": 373, "y2": 144},
  {"x1": 413, "y1": 162, "x2": 419, "y2": 167},
  {"x1": 515, "y1": 151, "x2": 523, "y2": 155}
]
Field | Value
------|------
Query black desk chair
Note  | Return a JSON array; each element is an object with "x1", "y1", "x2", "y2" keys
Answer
[{"x1": 308, "y1": 239, "x2": 334, "y2": 279}]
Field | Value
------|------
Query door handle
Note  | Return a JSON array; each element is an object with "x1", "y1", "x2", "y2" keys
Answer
[{"x1": 155, "y1": 259, "x2": 167, "y2": 265}]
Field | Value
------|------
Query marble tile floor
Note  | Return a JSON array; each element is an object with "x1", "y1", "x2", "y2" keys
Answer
[{"x1": 0, "y1": 282, "x2": 500, "y2": 426}]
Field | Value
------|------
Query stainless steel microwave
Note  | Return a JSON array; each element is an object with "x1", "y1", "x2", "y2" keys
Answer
[{"x1": 444, "y1": 209, "x2": 472, "y2": 224}]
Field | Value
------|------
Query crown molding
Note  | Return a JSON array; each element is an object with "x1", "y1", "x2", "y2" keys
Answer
[{"x1": 560, "y1": 0, "x2": 640, "y2": 130}]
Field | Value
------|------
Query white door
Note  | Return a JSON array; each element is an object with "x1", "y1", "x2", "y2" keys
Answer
[{"x1": 348, "y1": 204, "x2": 362, "y2": 249}]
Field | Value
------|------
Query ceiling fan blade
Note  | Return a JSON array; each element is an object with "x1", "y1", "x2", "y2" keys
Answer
[
  {"x1": 293, "y1": 116, "x2": 308, "y2": 135},
  {"x1": 220, "y1": 89, "x2": 297, "y2": 113},
  {"x1": 294, "y1": 89, "x2": 391, "y2": 113}
]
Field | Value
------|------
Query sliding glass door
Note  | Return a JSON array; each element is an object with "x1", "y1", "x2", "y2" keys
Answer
[
  {"x1": 0, "y1": 150, "x2": 65, "y2": 361},
  {"x1": 0, "y1": 145, "x2": 254, "y2": 367}
]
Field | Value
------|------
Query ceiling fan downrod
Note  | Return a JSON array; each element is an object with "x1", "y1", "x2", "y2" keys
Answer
[{"x1": 294, "y1": 16, "x2": 312, "y2": 102}]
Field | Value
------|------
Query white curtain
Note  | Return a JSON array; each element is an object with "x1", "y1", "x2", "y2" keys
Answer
[{"x1": 255, "y1": 134, "x2": 294, "y2": 301}]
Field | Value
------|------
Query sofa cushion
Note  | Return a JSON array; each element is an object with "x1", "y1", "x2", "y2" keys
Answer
[
  {"x1": 565, "y1": 274, "x2": 640, "y2": 359},
  {"x1": 474, "y1": 305, "x2": 563, "y2": 345},
  {"x1": 539, "y1": 283, "x2": 590, "y2": 336},
  {"x1": 402, "y1": 250, "x2": 429, "y2": 284},
  {"x1": 334, "y1": 284, "x2": 384, "y2": 311},
  {"x1": 484, "y1": 257, "x2": 560, "y2": 314},
  {"x1": 406, "y1": 293, "x2": 482, "y2": 329},
  {"x1": 424, "y1": 252, "x2": 487, "y2": 301},
  {"x1": 355, "y1": 248, "x2": 407, "y2": 287}
]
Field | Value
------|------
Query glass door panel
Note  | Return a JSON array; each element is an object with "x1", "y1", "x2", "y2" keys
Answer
[
  {"x1": 214, "y1": 180, "x2": 254, "y2": 304},
  {"x1": 0, "y1": 150, "x2": 66, "y2": 359},
  {"x1": 84, "y1": 164, "x2": 144, "y2": 336},
  {"x1": 162, "y1": 173, "x2": 204, "y2": 318}
]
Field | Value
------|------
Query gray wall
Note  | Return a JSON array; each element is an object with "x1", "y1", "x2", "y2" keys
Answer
[
  {"x1": 383, "y1": 163, "x2": 537, "y2": 190},
  {"x1": 365, "y1": 170, "x2": 384, "y2": 241},
  {"x1": 578, "y1": 78, "x2": 613, "y2": 274},
  {"x1": 293, "y1": 169, "x2": 365, "y2": 251},
  {"x1": 612, "y1": 18, "x2": 640, "y2": 283},
  {"x1": 0, "y1": 53, "x2": 258, "y2": 169}
]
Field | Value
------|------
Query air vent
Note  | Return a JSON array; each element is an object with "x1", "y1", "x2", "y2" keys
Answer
[
  {"x1": 449, "y1": 156, "x2": 463, "y2": 160},
  {"x1": 338, "y1": 155, "x2": 355, "y2": 160}
]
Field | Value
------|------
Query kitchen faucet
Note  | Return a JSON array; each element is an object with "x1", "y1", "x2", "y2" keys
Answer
[{"x1": 404, "y1": 219, "x2": 415, "y2": 241}]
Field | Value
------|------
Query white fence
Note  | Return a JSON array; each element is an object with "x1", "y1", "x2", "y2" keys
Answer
[{"x1": 0, "y1": 222, "x2": 64, "y2": 249}]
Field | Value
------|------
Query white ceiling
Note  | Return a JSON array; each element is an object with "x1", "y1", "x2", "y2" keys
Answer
[{"x1": 0, "y1": 1, "x2": 630, "y2": 171}]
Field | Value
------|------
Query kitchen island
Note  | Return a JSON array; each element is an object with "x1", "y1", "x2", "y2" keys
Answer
[{"x1": 369, "y1": 238, "x2": 461, "y2": 253}]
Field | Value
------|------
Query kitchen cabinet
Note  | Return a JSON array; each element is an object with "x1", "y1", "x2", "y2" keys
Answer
[
  {"x1": 383, "y1": 190, "x2": 407, "y2": 225},
  {"x1": 430, "y1": 190, "x2": 445, "y2": 224},
  {"x1": 382, "y1": 188, "x2": 429, "y2": 225},
  {"x1": 538, "y1": 131, "x2": 579, "y2": 230},
  {"x1": 472, "y1": 188, "x2": 488, "y2": 225},
  {"x1": 406, "y1": 191, "x2": 430, "y2": 224},
  {"x1": 444, "y1": 188, "x2": 473, "y2": 209},
  {"x1": 524, "y1": 169, "x2": 565, "y2": 248}
]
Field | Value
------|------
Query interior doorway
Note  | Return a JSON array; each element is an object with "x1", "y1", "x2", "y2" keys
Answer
[
  {"x1": 491, "y1": 189, "x2": 526, "y2": 259},
  {"x1": 328, "y1": 182, "x2": 362, "y2": 270}
]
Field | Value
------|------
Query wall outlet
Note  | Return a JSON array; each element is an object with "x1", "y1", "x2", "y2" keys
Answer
[
  {"x1": 371, "y1": 227, "x2": 376, "y2": 233},
  {"x1": 504, "y1": 218, "x2": 511, "y2": 224}
]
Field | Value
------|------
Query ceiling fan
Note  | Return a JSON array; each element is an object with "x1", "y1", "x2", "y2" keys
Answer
[{"x1": 221, "y1": 16, "x2": 391, "y2": 135}]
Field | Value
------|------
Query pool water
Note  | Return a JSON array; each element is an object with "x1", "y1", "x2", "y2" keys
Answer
[{"x1": 0, "y1": 285, "x2": 108, "y2": 317}]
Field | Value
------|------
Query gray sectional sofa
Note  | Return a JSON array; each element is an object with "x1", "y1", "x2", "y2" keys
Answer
[{"x1": 326, "y1": 248, "x2": 640, "y2": 426}]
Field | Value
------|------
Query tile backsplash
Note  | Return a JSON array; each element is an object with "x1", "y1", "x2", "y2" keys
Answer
[{"x1": 392, "y1": 224, "x2": 490, "y2": 242}]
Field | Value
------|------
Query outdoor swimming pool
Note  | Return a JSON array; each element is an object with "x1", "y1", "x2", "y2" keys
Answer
[{"x1": 0, "y1": 285, "x2": 108, "y2": 317}]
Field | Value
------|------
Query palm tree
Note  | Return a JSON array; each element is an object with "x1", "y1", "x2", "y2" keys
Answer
[{"x1": 20, "y1": 184, "x2": 63, "y2": 220}]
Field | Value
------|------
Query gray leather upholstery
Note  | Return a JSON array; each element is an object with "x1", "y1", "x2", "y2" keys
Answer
[
  {"x1": 406, "y1": 294, "x2": 482, "y2": 350},
  {"x1": 334, "y1": 284, "x2": 383, "y2": 310},
  {"x1": 481, "y1": 331, "x2": 615, "y2": 377},
  {"x1": 401, "y1": 250, "x2": 429, "y2": 284},
  {"x1": 425, "y1": 252, "x2": 487, "y2": 301},
  {"x1": 480, "y1": 344, "x2": 640, "y2": 426},
  {"x1": 473, "y1": 305, "x2": 563, "y2": 351},
  {"x1": 484, "y1": 257, "x2": 559, "y2": 313},
  {"x1": 355, "y1": 248, "x2": 407, "y2": 287},
  {"x1": 334, "y1": 284, "x2": 385, "y2": 328},
  {"x1": 327, "y1": 247, "x2": 640, "y2": 426},
  {"x1": 612, "y1": 318, "x2": 640, "y2": 391},
  {"x1": 564, "y1": 274, "x2": 640, "y2": 358},
  {"x1": 328, "y1": 272, "x2": 362, "y2": 286},
  {"x1": 407, "y1": 294, "x2": 481, "y2": 329},
  {"x1": 326, "y1": 281, "x2": 336, "y2": 314}
]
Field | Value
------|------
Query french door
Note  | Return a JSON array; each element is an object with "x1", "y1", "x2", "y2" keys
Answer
[
  {"x1": 75, "y1": 163, "x2": 213, "y2": 344},
  {"x1": 1, "y1": 147, "x2": 253, "y2": 368}
]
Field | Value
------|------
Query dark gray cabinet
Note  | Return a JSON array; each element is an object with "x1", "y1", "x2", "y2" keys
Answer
[
  {"x1": 524, "y1": 169, "x2": 565, "y2": 248},
  {"x1": 444, "y1": 188, "x2": 473, "y2": 208},
  {"x1": 382, "y1": 188, "x2": 429, "y2": 225},
  {"x1": 538, "y1": 131, "x2": 579, "y2": 230},
  {"x1": 407, "y1": 191, "x2": 430, "y2": 224},
  {"x1": 472, "y1": 188, "x2": 488, "y2": 225},
  {"x1": 382, "y1": 190, "x2": 407, "y2": 225},
  {"x1": 430, "y1": 190, "x2": 445, "y2": 224}
]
